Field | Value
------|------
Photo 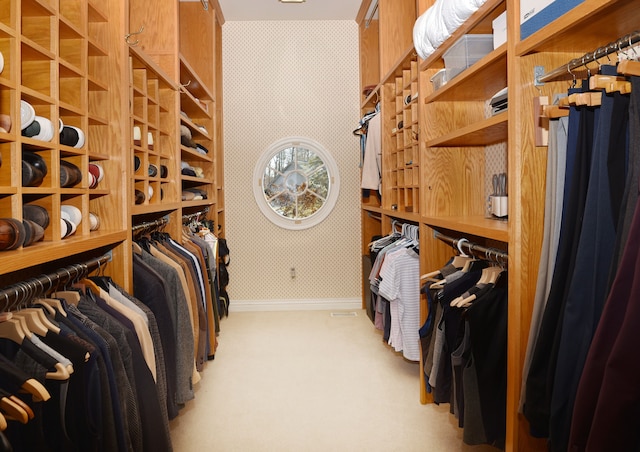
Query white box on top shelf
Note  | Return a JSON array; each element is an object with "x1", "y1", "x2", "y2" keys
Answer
[
  {"x1": 492, "y1": 11, "x2": 507, "y2": 49},
  {"x1": 520, "y1": 0, "x2": 585, "y2": 39}
]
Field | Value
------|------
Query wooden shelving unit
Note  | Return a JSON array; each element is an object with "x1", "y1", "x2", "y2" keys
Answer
[
  {"x1": 1, "y1": 0, "x2": 225, "y2": 291},
  {"x1": 0, "y1": 0, "x2": 130, "y2": 286},
  {"x1": 129, "y1": 46, "x2": 179, "y2": 218},
  {"x1": 358, "y1": 0, "x2": 640, "y2": 450}
]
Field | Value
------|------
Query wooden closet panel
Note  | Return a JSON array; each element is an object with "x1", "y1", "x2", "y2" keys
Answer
[
  {"x1": 359, "y1": 19, "x2": 380, "y2": 92},
  {"x1": 129, "y1": 0, "x2": 179, "y2": 80},
  {"x1": 180, "y1": 2, "x2": 214, "y2": 93},
  {"x1": 378, "y1": 0, "x2": 415, "y2": 78},
  {"x1": 421, "y1": 147, "x2": 484, "y2": 217}
]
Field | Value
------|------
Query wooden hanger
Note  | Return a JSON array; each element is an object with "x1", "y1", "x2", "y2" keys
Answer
[
  {"x1": 0, "y1": 395, "x2": 28, "y2": 424},
  {"x1": 542, "y1": 105, "x2": 570, "y2": 118},
  {"x1": 606, "y1": 80, "x2": 632, "y2": 94},
  {"x1": 8, "y1": 395, "x2": 34, "y2": 421},
  {"x1": 0, "y1": 411, "x2": 6, "y2": 431},
  {"x1": 79, "y1": 279, "x2": 101, "y2": 296},
  {"x1": 477, "y1": 265, "x2": 504, "y2": 285},
  {"x1": 588, "y1": 74, "x2": 625, "y2": 90},
  {"x1": 45, "y1": 362, "x2": 71, "y2": 381},
  {"x1": 20, "y1": 378, "x2": 50, "y2": 402},
  {"x1": 12, "y1": 310, "x2": 49, "y2": 336},
  {"x1": 52, "y1": 290, "x2": 81, "y2": 306},
  {"x1": 36, "y1": 298, "x2": 67, "y2": 317},
  {"x1": 132, "y1": 241, "x2": 143, "y2": 255},
  {"x1": 0, "y1": 316, "x2": 28, "y2": 344},
  {"x1": 618, "y1": 59, "x2": 640, "y2": 76},
  {"x1": 567, "y1": 92, "x2": 602, "y2": 106}
]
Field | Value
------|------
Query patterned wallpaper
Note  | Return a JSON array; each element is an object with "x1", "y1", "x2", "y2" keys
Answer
[{"x1": 222, "y1": 20, "x2": 362, "y2": 306}]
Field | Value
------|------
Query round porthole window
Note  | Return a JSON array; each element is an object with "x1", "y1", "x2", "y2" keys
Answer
[{"x1": 253, "y1": 137, "x2": 340, "y2": 230}]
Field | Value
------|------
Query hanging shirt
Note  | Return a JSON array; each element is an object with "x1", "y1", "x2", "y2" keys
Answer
[{"x1": 361, "y1": 112, "x2": 382, "y2": 192}]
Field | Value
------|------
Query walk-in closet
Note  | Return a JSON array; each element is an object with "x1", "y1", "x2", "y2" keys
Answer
[{"x1": 1, "y1": 0, "x2": 640, "y2": 450}]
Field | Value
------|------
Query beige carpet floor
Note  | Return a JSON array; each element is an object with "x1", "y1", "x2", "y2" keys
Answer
[{"x1": 169, "y1": 309, "x2": 499, "y2": 452}]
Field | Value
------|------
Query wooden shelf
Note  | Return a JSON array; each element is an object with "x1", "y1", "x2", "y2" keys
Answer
[
  {"x1": 1, "y1": 230, "x2": 127, "y2": 274},
  {"x1": 516, "y1": 0, "x2": 635, "y2": 56},
  {"x1": 426, "y1": 112, "x2": 508, "y2": 147},
  {"x1": 181, "y1": 145, "x2": 213, "y2": 162},
  {"x1": 182, "y1": 199, "x2": 215, "y2": 209},
  {"x1": 179, "y1": 54, "x2": 214, "y2": 101},
  {"x1": 422, "y1": 215, "x2": 509, "y2": 242},
  {"x1": 425, "y1": 44, "x2": 507, "y2": 103}
]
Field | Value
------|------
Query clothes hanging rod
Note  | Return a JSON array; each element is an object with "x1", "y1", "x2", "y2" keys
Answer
[
  {"x1": 433, "y1": 231, "x2": 508, "y2": 262},
  {"x1": 132, "y1": 217, "x2": 168, "y2": 233},
  {"x1": 365, "y1": 0, "x2": 378, "y2": 28},
  {"x1": 537, "y1": 30, "x2": 640, "y2": 83},
  {"x1": 367, "y1": 212, "x2": 382, "y2": 221},
  {"x1": 182, "y1": 207, "x2": 209, "y2": 223},
  {"x1": 0, "y1": 254, "x2": 111, "y2": 311}
]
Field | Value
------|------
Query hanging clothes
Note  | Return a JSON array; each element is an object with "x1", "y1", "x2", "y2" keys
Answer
[
  {"x1": 568, "y1": 74, "x2": 640, "y2": 452},
  {"x1": 419, "y1": 247, "x2": 507, "y2": 449},
  {"x1": 519, "y1": 93, "x2": 568, "y2": 411},
  {"x1": 523, "y1": 64, "x2": 637, "y2": 450},
  {"x1": 368, "y1": 224, "x2": 420, "y2": 361},
  {"x1": 523, "y1": 82, "x2": 599, "y2": 437},
  {"x1": 360, "y1": 105, "x2": 382, "y2": 194}
]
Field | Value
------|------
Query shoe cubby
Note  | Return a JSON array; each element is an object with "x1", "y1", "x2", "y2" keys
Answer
[
  {"x1": 0, "y1": 142, "x2": 15, "y2": 188},
  {"x1": 58, "y1": 16, "x2": 86, "y2": 73},
  {"x1": 20, "y1": 0, "x2": 55, "y2": 53},
  {"x1": 0, "y1": 82, "x2": 14, "y2": 138},
  {"x1": 0, "y1": 193, "x2": 13, "y2": 217},
  {"x1": 21, "y1": 147, "x2": 52, "y2": 189},
  {"x1": 60, "y1": 154, "x2": 85, "y2": 189},
  {"x1": 22, "y1": 193, "x2": 52, "y2": 242},
  {"x1": 60, "y1": 193, "x2": 86, "y2": 237},
  {"x1": 0, "y1": 0, "x2": 17, "y2": 30},
  {"x1": 58, "y1": 0, "x2": 85, "y2": 33},
  {"x1": 58, "y1": 64, "x2": 86, "y2": 113},
  {"x1": 20, "y1": 42, "x2": 54, "y2": 98},
  {"x1": 59, "y1": 109, "x2": 87, "y2": 151},
  {"x1": 0, "y1": 26, "x2": 16, "y2": 85}
]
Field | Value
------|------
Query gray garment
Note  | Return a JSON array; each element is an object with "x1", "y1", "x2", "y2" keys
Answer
[
  {"x1": 110, "y1": 281, "x2": 173, "y2": 433},
  {"x1": 428, "y1": 305, "x2": 446, "y2": 389},
  {"x1": 463, "y1": 354, "x2": 488, "y2": 445},
  {"x1": 424, "y1": 300, "x2": 443, "y2": 384},
  {"x1": 519, "y1": 95, "x2": 568, "y2": 411},
  {"x1": 451, "y1": 321, "x2": 470, "y2": 423},
  {"x1": 140, "y1": 249, "x2": 195, "y2": 404}
]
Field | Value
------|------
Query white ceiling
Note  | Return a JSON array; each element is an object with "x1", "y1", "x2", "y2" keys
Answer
[{"x1": 215, "y1": 0, "x2": 362, "y2": 21}]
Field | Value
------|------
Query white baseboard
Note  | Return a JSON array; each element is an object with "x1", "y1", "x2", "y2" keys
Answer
[{"x1": 228, "y1": 298, "x2": 362, "y2": 312}]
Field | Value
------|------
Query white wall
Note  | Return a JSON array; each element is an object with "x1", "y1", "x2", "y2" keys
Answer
[{"x1": 222, "y1": 20, "x2": 362, "y2": 310}]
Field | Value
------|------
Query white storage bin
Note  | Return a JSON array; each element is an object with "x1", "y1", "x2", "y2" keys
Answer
[
  {"x1": 443, "y1": 34, "x2": 494, "y2": 72},
  {"x1": 430, "y1": 68, "x2": 464, "y2": 90}
]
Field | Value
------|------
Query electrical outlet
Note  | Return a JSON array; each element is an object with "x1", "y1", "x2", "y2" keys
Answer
[{"x1": 290, "y1": 267, "x2": 296, "y2": 279}]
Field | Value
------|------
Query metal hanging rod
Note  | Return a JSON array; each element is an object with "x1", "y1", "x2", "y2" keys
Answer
[
  {"x1": 182, "y1": 207, "x2": 209, "y2": 224},
  {"x1": 0, "y1": 254, "x2": 111, "y2": 311},
  {"x1": 433, "y1": 231, "x2": 508, "y2": 263},
  {"x1": 538, "y1": 30, "x2": 640, "y2": 83},
  {"x1": 365, "y1": 0, "x2": 378, "y2": 28},
  {"x1": 132, "y1": 216, "x2": 169, "y2": 233}
]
